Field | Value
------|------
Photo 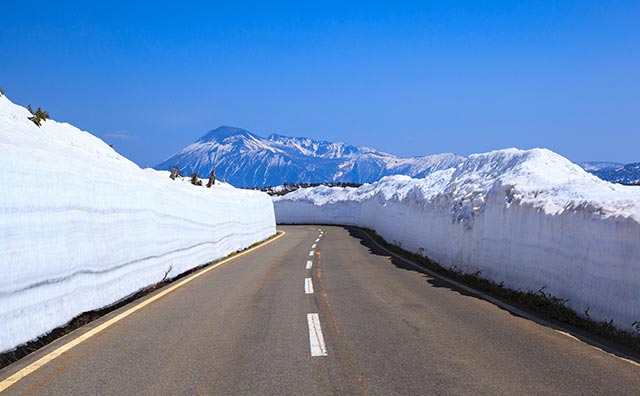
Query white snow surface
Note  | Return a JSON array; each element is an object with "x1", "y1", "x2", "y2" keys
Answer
[
  {"x1": 274, "y1": 148, "x2": 640, "y2": 329},
  {"x1": 0, "y1": 95, "x2": 275, "y2": 353}
]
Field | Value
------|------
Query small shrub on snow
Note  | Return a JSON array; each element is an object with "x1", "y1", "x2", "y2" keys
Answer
[
  {"x1": 170, "y1": 167, "x2": 182, "y2": 180},
  {"x1": 190, "y1": 173, "x2": 203, "y2": 186},
  {"x1": 206, "y1": 168, "x2": 216, "y2": 188},
  {"x1": 28, "y1": 106, "x2": 50, "y2": 127}
]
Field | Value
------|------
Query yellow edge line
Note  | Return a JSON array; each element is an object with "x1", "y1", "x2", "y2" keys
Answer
[{"x1": 0, "y1": 231, "x2": 285, "y2": 393}]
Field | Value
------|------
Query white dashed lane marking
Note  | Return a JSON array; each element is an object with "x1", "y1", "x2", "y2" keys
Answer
[
  {"x1": 307, "y1": 313, "x2": 328, "y2": 356},
  {"x1": 305, "y1": 278, "x2": 314, "y2": 294}
]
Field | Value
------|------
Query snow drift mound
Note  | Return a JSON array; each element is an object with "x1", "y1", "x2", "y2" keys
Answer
[
  {"x1": 0, "y1": 95, "x2": 276, "y2": 353},
  {"x1": 274, "y1": 148, "x2": 640, "y2": 329}
]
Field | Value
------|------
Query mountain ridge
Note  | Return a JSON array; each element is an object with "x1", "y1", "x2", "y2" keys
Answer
[
  {"x1": 156, "y1": 126, "x2": 465, "y2": 187},
  {"x1": 589, "y1": 162, "x2": 640, "y2": 185},
  {"x1": 156, "y1": 126, "x2": 640, "y2": 187}
]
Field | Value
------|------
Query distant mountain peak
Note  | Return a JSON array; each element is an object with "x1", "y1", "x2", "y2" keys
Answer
[
  {"x1": 578, "y1": 161, "x2": 623, "y2": 172},
  {"x1": 196, "y1": 126, "x2": 257, "y2": 143},
  {"x1": 156, "y1": 127, "x2": 465, "y2": 187},
  {"x1": 589, "y1": 162, "x2": 640, "y2": 185}
]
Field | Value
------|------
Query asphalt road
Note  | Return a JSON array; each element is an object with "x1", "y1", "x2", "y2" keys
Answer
[{"x1": 1, "y1": 225, "x2": 639, "y2": 395}]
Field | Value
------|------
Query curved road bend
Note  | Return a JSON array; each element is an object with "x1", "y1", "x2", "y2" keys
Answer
[{"x1": 1, "y1": 225, "x2": 639, "y2": 395}]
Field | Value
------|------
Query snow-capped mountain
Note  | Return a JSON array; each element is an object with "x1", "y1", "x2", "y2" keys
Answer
[
  {"x1": 575, "y1": 162, "x2": 639, "y2": 185},
  {"x1": 156, "y1": 126, "x2": 465, "y2": 187},
  {"x1": 588, "y1": 162, "x2": 640, "y2": 185},
  {"x1": 578, "y1": 161, "x2": 623, "y2": 172}
]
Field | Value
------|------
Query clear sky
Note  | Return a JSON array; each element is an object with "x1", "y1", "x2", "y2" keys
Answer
[{"x1": 1, "y1": 1, "x2": 638, "y2": 166}]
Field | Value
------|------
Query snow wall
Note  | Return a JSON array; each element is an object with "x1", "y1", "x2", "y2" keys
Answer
[
  {"x1": 0, "y1": 95, "x2": 276, "y2": 353},
  {"x1": 274, "y1": 149, "x2": 640, "y2": 330}
]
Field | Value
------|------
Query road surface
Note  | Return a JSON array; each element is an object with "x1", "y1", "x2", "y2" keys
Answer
[{"x1": 1, "y1": 225, "x2": 639, "y2": 395}]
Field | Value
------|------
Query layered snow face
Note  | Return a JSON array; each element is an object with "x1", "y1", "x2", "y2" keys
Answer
[
  {"x1": 275, "y1": 148, "x2": 640, "y2": 329},
  {"x1": 0, "y1": 97, "x2": 276, "y2": 353},
  {"x1": 156, "y1": 126, "x2": 465, "y2": 187}
]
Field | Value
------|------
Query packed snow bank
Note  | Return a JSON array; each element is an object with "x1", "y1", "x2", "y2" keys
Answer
[
  {"x1": 0, "y1": 95, "x2": 275, "y2": 353},
  {"x1": 274, "y1": 148, "x2": 640, "y2": 329}
]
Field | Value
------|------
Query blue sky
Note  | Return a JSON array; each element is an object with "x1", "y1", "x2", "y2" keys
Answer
[{"x1": 1, "y1": 1, "x2": 638, "y2": 166}]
